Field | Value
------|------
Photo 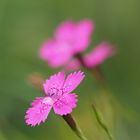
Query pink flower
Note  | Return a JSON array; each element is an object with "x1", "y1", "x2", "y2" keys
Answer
[
  {"x1": 25, "y1": 71, "x2": 85, "y2": 126},
  {"x1": 39, "y1": 19, "x2": 94, "y2": 67},
  {"x1": 84, "y1": 42, "x2": 116, "y2": 68}
]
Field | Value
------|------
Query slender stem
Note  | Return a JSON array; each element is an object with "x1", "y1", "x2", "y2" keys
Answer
[
  {"x1": 63, "y1": 114, "x2": 88, "y2": 140},
  {"x1": 92, "y1": 104, "x2": 113, "y2": 140}
]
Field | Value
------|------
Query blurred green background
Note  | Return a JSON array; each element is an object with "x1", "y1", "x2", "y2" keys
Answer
[{"x1": 0, "y1": 0, "x2": 140, "y2": 140}]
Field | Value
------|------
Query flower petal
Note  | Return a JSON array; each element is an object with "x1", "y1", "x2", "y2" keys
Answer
[
  {"x1": 25, "y1": 97, "x2": 53, "y2": 126},
  {"x1": 55, "y1": 20, "x2": 94, "y2": 54},
  {"x1": 39, "y1": 39, "x2": 54, "y2": 61},
  {"x1": 84, "y1": 42, "x2": 116, "y2": 68},
  {"x1": 43, "y1": 71, "x2": 65, "y2": 95},
  {"x1": 63, "y1": 71, "x2": 85, "y2": 93},
  {"x1": 39, "y1": 39, "x2": 73, "y2": 67},
  {"x1": 73, "y1": 19, "x2": 94, "y2": 53},
  {"x1": 53, "y1": 93, "x2": 78, "y2": 115},
  {"x1": 55, "y1": 20, "x2": 75, "y2": 41}
]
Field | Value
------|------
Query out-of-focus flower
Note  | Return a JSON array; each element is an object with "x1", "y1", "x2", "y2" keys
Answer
[
  {"x1": 84, "y1": 42, "x2": 116, "y2": 68},
  {"x1": 25, "y1": 71, "x2": 85, "y2": 126},
  {"x1": 65, "y1": 42, "x2": 116, "y2": 70},
  {"x1": 39, "y1": 19, "x2": 94, "y2": 67}
]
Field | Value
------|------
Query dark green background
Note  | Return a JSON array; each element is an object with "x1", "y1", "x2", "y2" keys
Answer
[{"x1": 0, "y1": 0, "x2": 140, "y2": 139}]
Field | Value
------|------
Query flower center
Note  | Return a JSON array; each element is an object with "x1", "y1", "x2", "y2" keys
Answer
[{"x1": 48, "y1": 87, "x2": 62, "y2": 100}]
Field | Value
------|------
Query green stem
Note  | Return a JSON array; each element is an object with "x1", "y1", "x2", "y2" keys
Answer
[
  {"x1": 63, "y1": 114, "x2": 88, "y2": 140},
  {"x1": 92, "y1": 104, "x2": 114, "y2": 140}
]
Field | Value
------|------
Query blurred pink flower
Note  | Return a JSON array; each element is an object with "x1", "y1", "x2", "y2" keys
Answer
[
  {"x1": 39, "y1": 19, "x2": 94, "y2": 67},
  {"x1": 25, "y1": 71, "x2": 85, "y2": 126},
  {"x1": 84, "y1": 42, "x2": 116, "y2": 68}
]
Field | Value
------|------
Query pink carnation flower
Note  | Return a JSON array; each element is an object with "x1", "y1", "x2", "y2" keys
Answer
[
  {"x1": 25, "y1": 71, "x2": 85, "y2": 126},
  {"x1": 84, "y1": 42, "x2": 116, "y2": 68},
  {"x1": 39, "y1": 19, "x2": 94, "y2": 67}
]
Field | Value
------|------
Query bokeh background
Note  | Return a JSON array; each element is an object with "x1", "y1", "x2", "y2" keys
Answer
[{"x1": 0, "y1": 0, "x2": 140, "y2": 140}]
